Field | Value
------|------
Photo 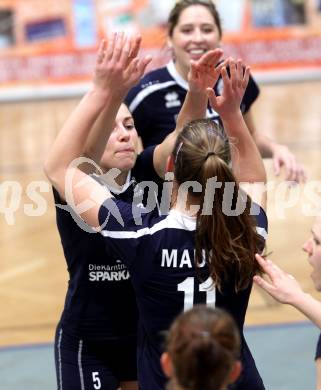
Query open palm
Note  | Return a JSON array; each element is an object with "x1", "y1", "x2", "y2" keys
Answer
[
  {"x1": 93, "y1": 33, "x2": 151, "y2": 97},
  {"x1": 187, "y1": 49, "x2": 224, "y2": 94},
  {"x1": 207, "y1": 59, "x2": 250, "y2": 118}
]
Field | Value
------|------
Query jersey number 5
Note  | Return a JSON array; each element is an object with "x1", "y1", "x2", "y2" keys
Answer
[
  {"x1": 177, "y1": 276, "x2": 216, "y2": 312},
  {"x1": 92, "y1": 372, "x2": 101, "y2": 389}
]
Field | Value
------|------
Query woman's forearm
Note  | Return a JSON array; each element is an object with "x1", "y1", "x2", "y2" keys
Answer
[
  {"x1": 221, "y1": 111, "x2": 266, "y2": 184},
  {"x1": 44, "y1": 87, "x2": 122, "y2": 194}
]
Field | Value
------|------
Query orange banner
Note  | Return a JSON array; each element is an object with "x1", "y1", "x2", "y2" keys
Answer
[{"x1": 0, "y1": 0, "x2": 320, "y2": 95}]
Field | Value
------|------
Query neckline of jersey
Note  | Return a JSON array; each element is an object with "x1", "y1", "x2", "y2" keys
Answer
[{"x1": 166, "y1": 60, "x2": 189, "y2": 91}]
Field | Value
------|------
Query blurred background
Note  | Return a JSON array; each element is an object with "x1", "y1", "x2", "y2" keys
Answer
[
  {"x1": 1, "y1": 0, "x2": 321, "y2": 388},
  {"x1": 1, "y1": 0, "x2": 321, "y2": 100}
]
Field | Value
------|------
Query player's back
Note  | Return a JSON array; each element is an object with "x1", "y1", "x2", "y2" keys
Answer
[{"x1": 100, "y1": 201, "x2": 267, "y2": 389}]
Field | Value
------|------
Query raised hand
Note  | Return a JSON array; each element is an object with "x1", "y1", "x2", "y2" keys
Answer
[
  {"x1": 187, "y1": 49, "x2": 224, "y2": 94},
  {"x1": 207, "y1": 59, "x2": 250, "y2": 120},
  {"x1": 93, "y1": 33, "x2": 152, "y2": 98}
]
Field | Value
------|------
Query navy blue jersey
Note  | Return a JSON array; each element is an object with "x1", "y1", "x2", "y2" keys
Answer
[
  {"x1": 315, "y1": 333, "x2": 321, "y2": 360},
  {"x1": 98, "y1": 199, "x2": 268, "y2": 389},
  {"x1": 125, "y1": 60, "x2": 260, "y2": 147},
  {"x1": 54, "y1": 146, "x2": 161, "y2": 340}
]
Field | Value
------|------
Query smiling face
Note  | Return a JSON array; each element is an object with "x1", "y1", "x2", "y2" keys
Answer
[
  {"x1": 168, "y1": 4, "x2": 221, "y2": 80},
  {"x1": 100, "y1": 104, "x2": 138, "y2": 180},
  {"x1": 302, "y1": 216, "x2": 321, "y2": 291}
]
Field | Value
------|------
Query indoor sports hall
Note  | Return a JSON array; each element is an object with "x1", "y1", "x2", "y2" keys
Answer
[{"x1": 1, "y1": 1, "x2": 321, "y2": 389}]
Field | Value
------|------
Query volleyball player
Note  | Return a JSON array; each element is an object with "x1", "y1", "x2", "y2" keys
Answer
[
  {"x1": 125, "y1": 0, "x2": 306, "y2": 183},
  {"x1": 46, "y1": 37, "x2": 268, "y2": 388},
  {"x1": 45, "y1": 32, "x2": 224, "y2": 390}
]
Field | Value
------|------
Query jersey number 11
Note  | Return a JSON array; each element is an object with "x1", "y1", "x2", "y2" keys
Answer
[{"x1": 177, "y1": 276, "x2": 216, "y2": 312}]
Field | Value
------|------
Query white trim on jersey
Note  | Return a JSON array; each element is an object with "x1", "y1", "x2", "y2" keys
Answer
[
  {"x1": 166, "y1": 61, "x2": 189, "y2": 90},
  {"x1": 57, "y1": 328, "x2": 63, "y2": 390},
  {"x1": 167, "y1": 61, "x2": 220, "y2": 119},
  {"x1": 101, "y1": 208, "x2": 268, "y2": 241},
  {"x1": 256, "y1": 226, "x2": 268, "y2": 240},
  {"x1": 128, "y1": 80, "x2": 177, "y2": 113},
  {"x1": 101, "y1": 209, "x2": 196, "y2": 239},
  {"x1": 78, "y1": 340, "x2": 85, "y2": 390}
]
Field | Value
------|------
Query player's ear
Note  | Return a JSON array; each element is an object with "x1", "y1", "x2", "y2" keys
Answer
[
  {"x1": 160, "y1": 352, "x2": 173, "y2": 378},
  {"x1": 228, "y1": 361, "x2": 242, "y2": 384}
]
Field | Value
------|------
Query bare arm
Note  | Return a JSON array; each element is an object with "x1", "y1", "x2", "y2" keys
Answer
[
  {"x1": 44, "y1": 86, "x2": 119, "y2": 196},
  {"x1": 153, "y1": 49, "x2": 224, "y2": 178},
  {"x1": 44, "y1": 33, "x2": 151, "y2": 227},
  {"x1": 254, "y1": 254, "x2": 321, "y2": 329},
  {"x1": 208, "y1": 60, "x2": 267, "y2": 210}
]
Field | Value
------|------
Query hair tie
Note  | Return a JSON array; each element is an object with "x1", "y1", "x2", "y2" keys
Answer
[
  {"x1": 199, "y1": 331, "x2": 210, "y2": 339},
  {"x1": 205, "y1": 151, "x2": 216, "y2": 161}
]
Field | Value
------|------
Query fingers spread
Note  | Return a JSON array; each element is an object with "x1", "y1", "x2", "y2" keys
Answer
[
  {"x1": 125, "y1": 57, "x2": 139, "y2": 78},
  {"x1": 242, "y1": 66, "x2": 250, "y2": 89},
  {"x1": 229, "y1": 59, "x2": 237, "y2": 90},
  {"x1": 140, "y1": 55, "x2": 152, "y2": 72},
  {"x1": 253, "y1": 275, "x2": 273, "y2": 291},
  {"x1": 220, "y1": 66, "x2": 230, "y2": 89},
  {"x1": 105, "y1": 32, "x2": 117, "y2": 62},
  {"x1": 112, "y1": 31, "x2": 127, "y2": 63},
  {"x1": 197, "y1": 49, "x2": 223, "y2": 67},
  {"x1": 207, "y1": 88, "x2": 218, "y2": 110},
  {"x1": 134, "y1": 55, "x2": 152, "y2": 79},
  {"x1": 255, "y1": 253, "x2": 270, "y2": 271},
  {"x1": 96, "y1": 40, "x2": 107, "y2": 65},
  {"x1": 190, "y1": 60, "x2": 199, "y2": 79},
  {"x1": 119, "y1": 34, "x2": 132, "y2": 65},
  {"x1": 255, "y1": 254, "x2": 277, "y2": 276},
  {"x1": 129, "y1": 35, "x2": 142, "y2": 60},
  {"x1": 284, "y1": 155, "x2": 297, "y2": 182}
]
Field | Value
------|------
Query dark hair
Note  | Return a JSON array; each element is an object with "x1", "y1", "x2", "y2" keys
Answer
[
  {"x1": 165, "y1": 306, "x2": 240, "y2": 390},
  {"x1": 173, "y1": 119, "x2": 264, "y2": 292},
  {"x1": 167, "y1": 0, "x2": 222, "y2": 38}
]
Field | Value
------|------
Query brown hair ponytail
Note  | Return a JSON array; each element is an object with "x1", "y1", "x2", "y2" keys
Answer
[{"x1": 173, "y1": 119, "x2": 263, "y2": 292}]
